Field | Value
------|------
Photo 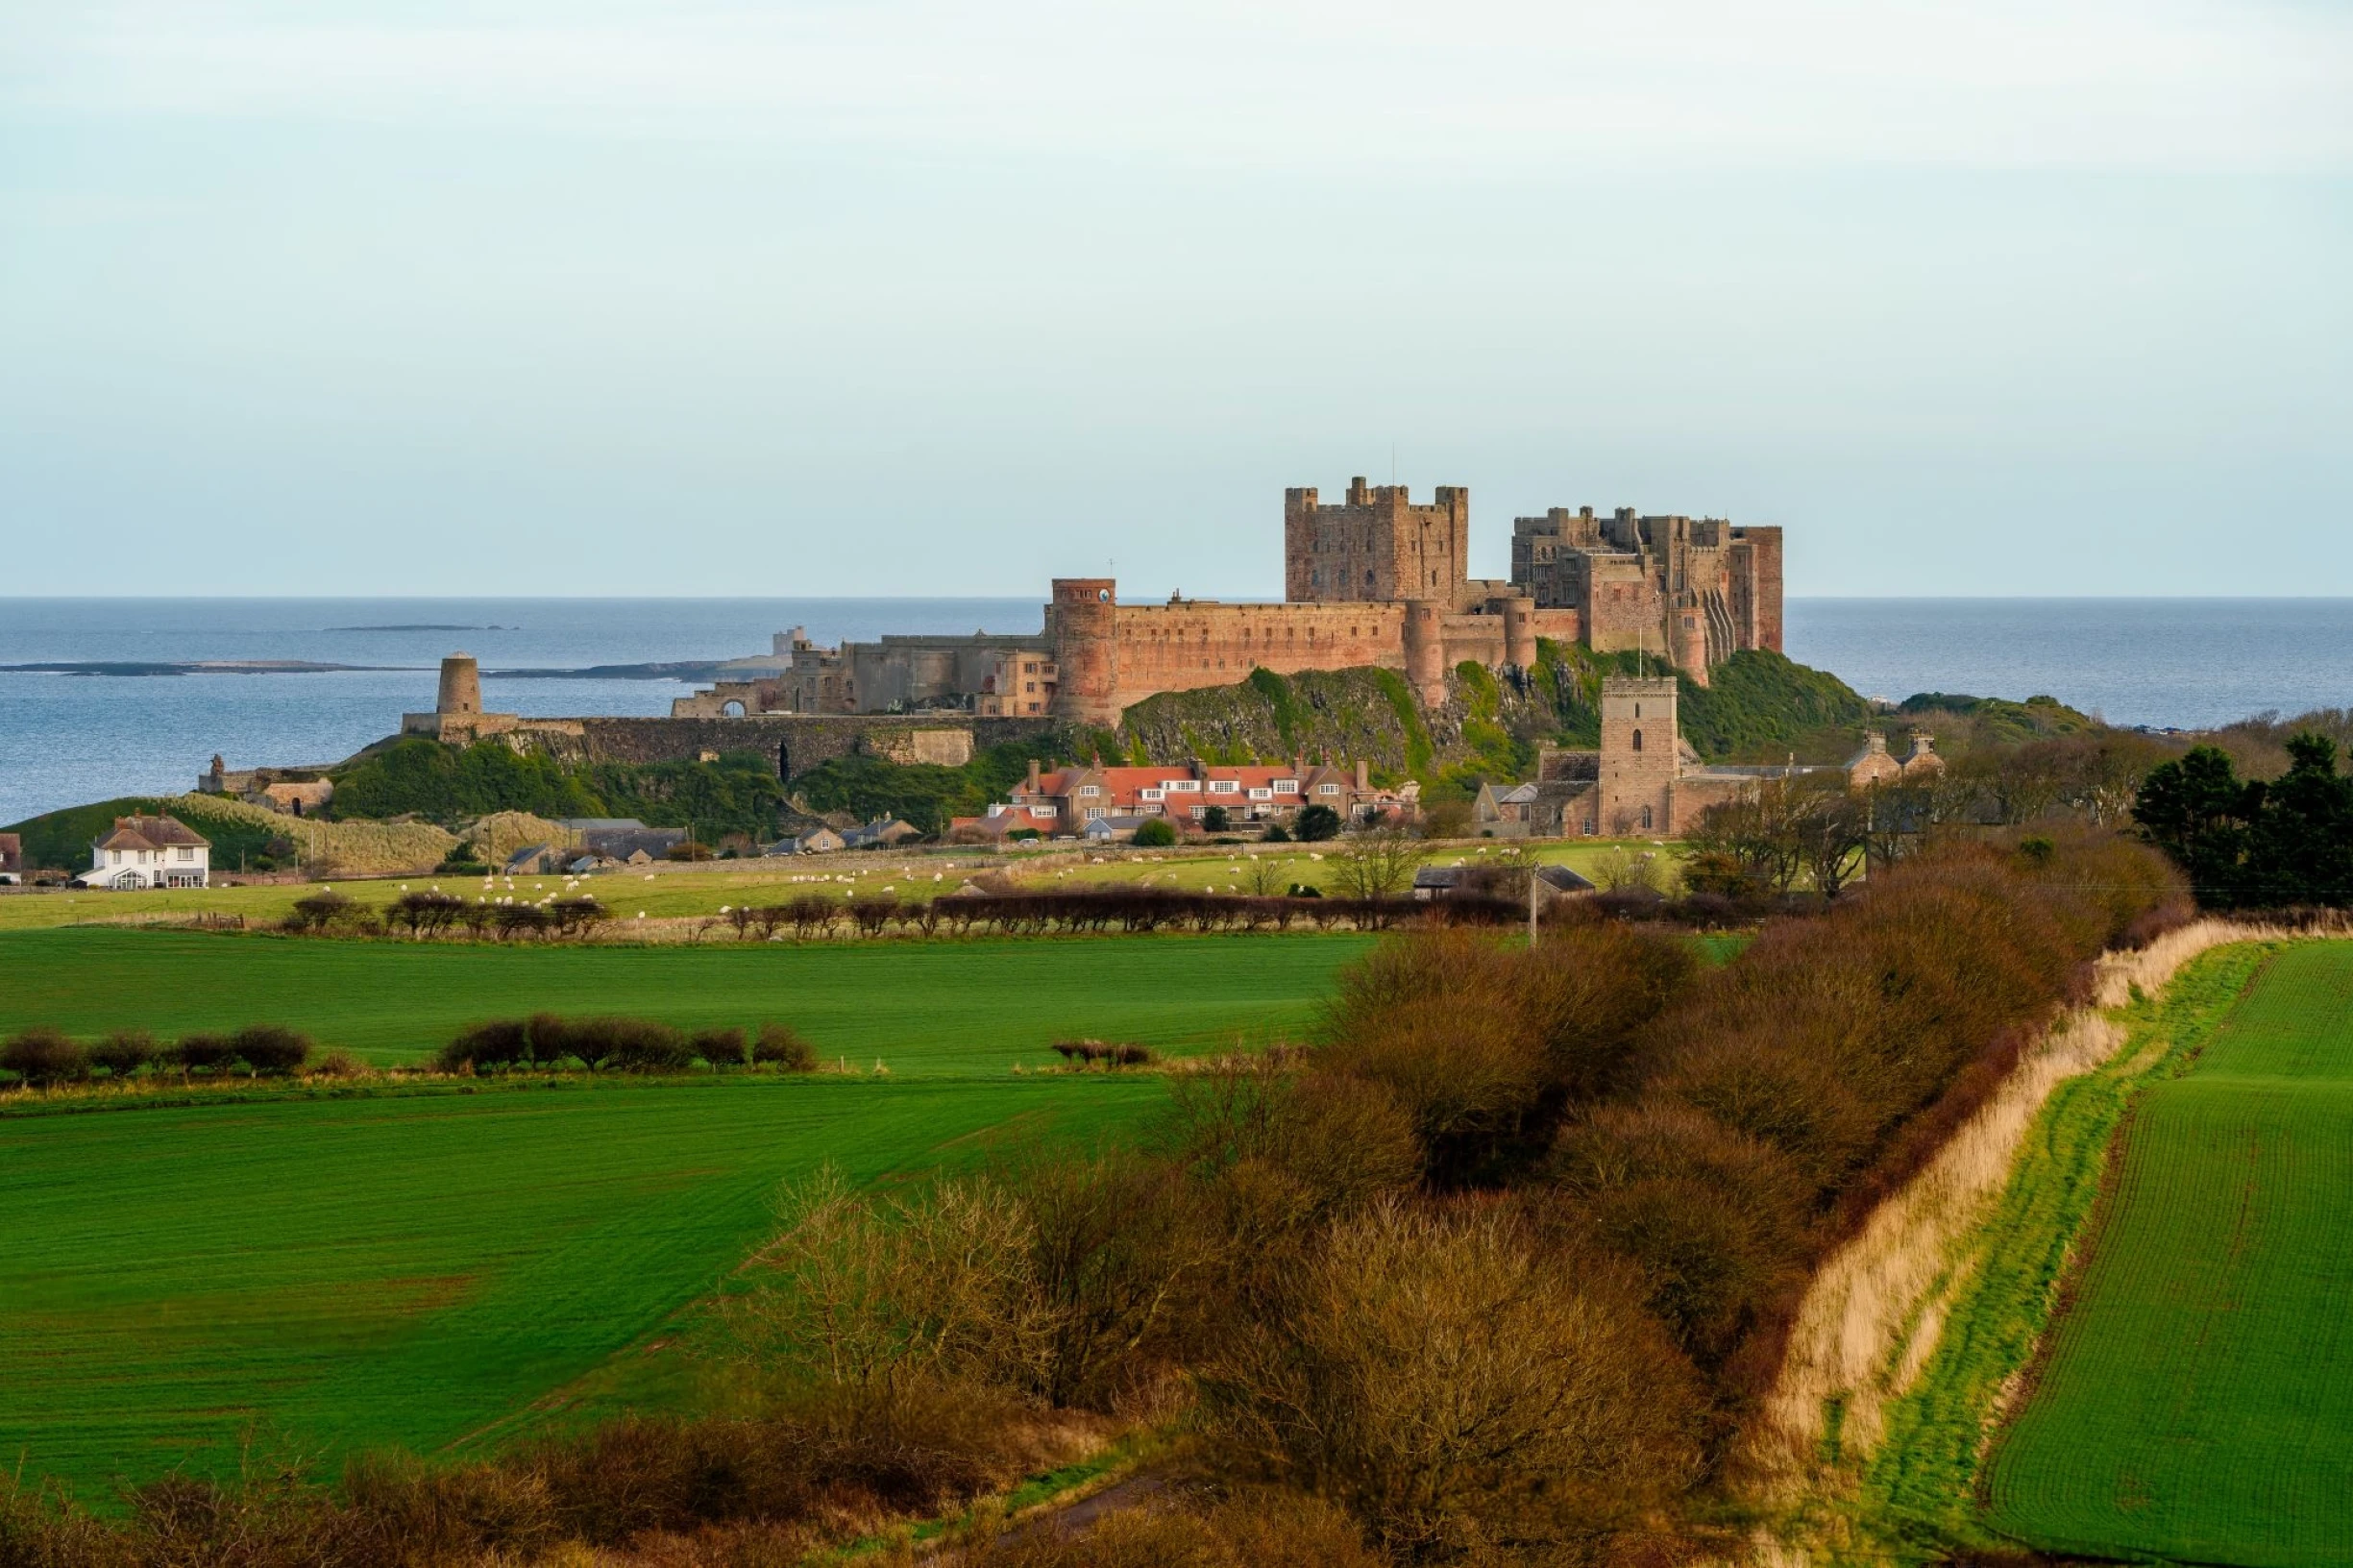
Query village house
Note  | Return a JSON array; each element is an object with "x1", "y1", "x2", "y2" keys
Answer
[
  {"x1": 952, "y1": 756, "x2": 1413, "y2": 841},
  {"x1": 775, "y1": 824, "x2": 846, "y2": 855},
  {"x1": 78, "y1": 816, "x2": 210, "y2": 890},
  {"x1": 842, "y1": 818, "x2": 922, "y2": 850},
  {"x1": 0, "y1": 832, "x2": 21, "y2": 885},
  {"x1": 560, "y1": 821, "x2": 689, "y2": 862},
  {"x1": 505, "y1": 845, "x2": 569, "y2": 876},
  {"x1": 1842, "y1": 730, "x2": 1946, "y2": 786}
]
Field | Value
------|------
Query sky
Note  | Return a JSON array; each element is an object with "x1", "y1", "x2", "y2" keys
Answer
[{"x1": 2, "y1": 1, "x2": 2348, "y2": 600}]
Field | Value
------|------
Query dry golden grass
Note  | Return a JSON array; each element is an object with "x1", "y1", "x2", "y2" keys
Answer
[
  {"x1": 162, "y1": 794, "x2": 461, "y2": 874},
  {"x1": 467, "y1": 811, "x2": 580, "y2": 862}
]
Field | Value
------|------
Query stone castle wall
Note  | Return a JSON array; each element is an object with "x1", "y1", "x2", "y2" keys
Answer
[{"x1": 1107, "y1": 600, "x2": 1409, "y2": 712}]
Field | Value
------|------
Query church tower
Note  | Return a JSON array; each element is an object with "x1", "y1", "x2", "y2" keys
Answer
[{"x1": 1598, "y1": 675, "x2": 1679, "y2": 836}]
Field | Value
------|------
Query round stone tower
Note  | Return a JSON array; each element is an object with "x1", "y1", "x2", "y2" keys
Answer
[
  {"x1": 1501, "y1": 594, "x2": 1537, "y2": 670},
  {"x1": 436, "y1": 652, "x2": 483, "y2": 716},
  {"x1": 1672, "y1": 603, "x2": 1710, "y2": 689},
  {"x1": 1047, "y1": 580, "x2": 1120, "y2": 725},
  {"x1": 1402, "y1": 602, "x2": 1446, "y2": 710}
]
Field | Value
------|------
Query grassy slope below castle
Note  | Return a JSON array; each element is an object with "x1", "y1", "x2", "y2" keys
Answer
[{"x1": 326, "y1": 739, "x2": 794, "y2": 843}]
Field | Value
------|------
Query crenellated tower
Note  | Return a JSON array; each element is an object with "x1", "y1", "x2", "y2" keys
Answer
[{"x1": 1286, "y1": 478, "x2": 1472, "y2": 606}]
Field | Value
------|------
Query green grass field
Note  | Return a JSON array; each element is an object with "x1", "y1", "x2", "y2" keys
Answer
[
  {"x1": 1, "y1": 1075, "x2": 1165, "y2": 1499},
  {"x1": 1984, "y1": 941, "x2": 2353, "y2": 1566},
  {"x1": 0, "y1": 928, "x2": 1374, "y2": 1068}
]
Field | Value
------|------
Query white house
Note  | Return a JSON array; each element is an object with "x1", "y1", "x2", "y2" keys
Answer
[{"x1": 78, "y1": 816, "x2": 210, "y2": 890}]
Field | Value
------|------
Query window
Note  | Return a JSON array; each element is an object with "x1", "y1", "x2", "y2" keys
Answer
[
  {"x1": 1273, "y1": 779, "x2": 1298, "y2": 794},
  {"x1": 1209, "y1": 780, "x2": 1239, "y2": 795},
  {"x1": 1247, "y1": 788, "x2": 1273, "y2": 800},
  {"x1": 1319, "y1": 783, "x2": 1341, "y2": 795},
  {"x1": 1189, "y1": 804, "x2": 1207, "y2": 819},
  {"x1": 1023, "y1": 681, "x2": 1036, "y2": 693},
  {"x1": 1167, "y1": 779, "x2": 1200, "y2": 793},
  {"x1": 1640, "y1": 805, "x2": 1654, "y2": 830},
  {"x1": 1079, "y1": 785, "x2": 1100, "y2": 796},
  {"x1": 1086, "y1": 807, "x2": 1108, "y2": 821},
  {"x1": 178, "y1": 846, "x2": 194, "y2": 862},
  {"x1": 1631, "y1": 729, "x2": 1643, "y2": 752},
  {"x1": 1140, "y1": 787, "x2": 1164, "y2": 801}
]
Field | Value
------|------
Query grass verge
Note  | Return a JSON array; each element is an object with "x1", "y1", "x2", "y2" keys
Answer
[{"x1": 1825, "y1": 942, "x2": 2268, "y2": 1559}]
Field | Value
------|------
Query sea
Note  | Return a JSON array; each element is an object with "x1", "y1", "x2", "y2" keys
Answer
[{"x1": 2, "y1": 597, "x2": 2349, "y2": 827}]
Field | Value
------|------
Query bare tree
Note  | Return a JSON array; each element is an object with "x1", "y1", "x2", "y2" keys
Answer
[
  {"x1": 1787, "y1": 780, "x2": 1869, "y2": 895},
  {"x1": 1328, "y1": 826, "x2": 1420, "y2": 901},
  {"x1": 1244, "y1": 852, "x2": 1289, "y2": 899}
]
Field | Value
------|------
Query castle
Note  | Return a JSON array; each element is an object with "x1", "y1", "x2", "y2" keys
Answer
[{"x1": 671, "y1": 480, "x2": 1784, "y2": 725}]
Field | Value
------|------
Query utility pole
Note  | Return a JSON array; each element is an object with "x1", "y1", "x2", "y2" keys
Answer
[{"x1": 1528, "y1": 860, "x2": 1539, "y2": 949}]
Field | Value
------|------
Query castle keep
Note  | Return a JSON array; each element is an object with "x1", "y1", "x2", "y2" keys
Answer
[
  {"x1": 658, "y1": 478, "x2": 1783, "y2": 726},
  {"x1": 1511, "y1": 505, "x2": 1782, "y2": 672}
]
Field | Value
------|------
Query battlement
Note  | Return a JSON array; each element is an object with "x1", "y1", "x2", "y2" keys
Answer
[{"x1": 1285, "y1": 478, "x2": 1474, "y2": 606}]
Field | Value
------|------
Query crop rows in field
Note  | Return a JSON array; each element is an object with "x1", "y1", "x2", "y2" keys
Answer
[
  {"x1": 1, "y1": 1075, "x2": 1164, "y2": 1498},
  {"x1": 1985, "y1": 941, "x2": 2353, "y2": 1567}
]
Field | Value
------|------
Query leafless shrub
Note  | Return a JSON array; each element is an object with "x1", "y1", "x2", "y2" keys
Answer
[
  {"x1": 2, "y1": 1026, "x2": 87, "y2": 1087},
  {"x1": 1198, "y1": 1199, "x2": 1701, "y2": 1562}
]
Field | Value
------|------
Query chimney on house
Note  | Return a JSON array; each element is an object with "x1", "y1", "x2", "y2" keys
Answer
[
  {"x1": 1026, "y1": 758, "x2": 1041, "y2": 795},
  {"x1": 1354, "y1": 759, "x2": 1371, "y2": 792}
]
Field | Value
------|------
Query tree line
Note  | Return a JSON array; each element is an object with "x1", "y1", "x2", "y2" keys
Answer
[
  {"x1": 0, "y1": 1024, "x2": 325, "y2": 1087},
  {"x1": 435, "y1": 1015, "x2": 820, "y2": 1074},
  {"x1": 2133, "y1": 733, "x2": 2353, "y2": 909}
]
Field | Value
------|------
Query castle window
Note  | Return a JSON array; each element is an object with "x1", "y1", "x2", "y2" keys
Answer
[
  {"x1": 1640, "y1": 805, "x2": 1654, "y2": 830},
  {"x1": 1631, "y1": 729, "x2": 1644, "y2": 751}
]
